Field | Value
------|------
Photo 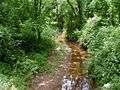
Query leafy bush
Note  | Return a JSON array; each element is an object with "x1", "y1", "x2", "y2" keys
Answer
[
  {"x1": 78, "y1": 20, "x2": 120, "y2": 89},
  {"x1": 78, "y1": 15, "x2": 101, "y2": 47},
  {"x1": 0, "y1": 74, "x2": 12, "y2": 90},
  {"x1": 0, "y1": 26, "x2": 17, "y2": 64},
  {"x1": 66, "y1": 29, "x2": 81, "y2": 41},
  {"x1": 0, "y1": 21, "x2": 58, "y2": 89}
]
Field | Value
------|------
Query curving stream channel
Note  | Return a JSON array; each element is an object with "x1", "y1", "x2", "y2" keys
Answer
[
  {"x1": 52, "y1": 42, "x2": 90, "y2": 90},
  {"x1": 30, "y1": 35, "x2": 97, "y2": 90}
]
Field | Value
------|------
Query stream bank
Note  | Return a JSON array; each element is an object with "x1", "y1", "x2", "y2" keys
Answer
[{"x1": 29, "y1": 40, "x2": 93, "y2": 90}]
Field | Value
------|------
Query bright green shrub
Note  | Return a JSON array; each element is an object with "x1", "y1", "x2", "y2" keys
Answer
[
  {"x1": 0, "y1": 22, "x2": 57, "y2": 90},
  {"x1": 0, "y1": 74, "x2": 11, "y2": 90},
  {"x1": 79, "y1": 23, "x2": 120, "y2": 89},
  {"x1": 78, "y1": 15, "x2": 101, "y2": 47}
]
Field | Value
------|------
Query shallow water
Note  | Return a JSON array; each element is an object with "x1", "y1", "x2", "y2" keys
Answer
[
  {"x1": 52, "y1": 42, "x2": 89, "y2": 90},
  {"x1": 67, "y1": 42, "x2": 87, "y2": 77}
]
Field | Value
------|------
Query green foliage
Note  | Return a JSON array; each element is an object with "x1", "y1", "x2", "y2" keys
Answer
[
  {"x1": 0, "y1": 0, "x2": 59, "y2": 89},
  {"x1": 0, "y1": 26, "x2": 17, "y2": 64},
  {"x1": 0, "y1": 0, "x2": 120, "y2": 89},
  {"x1": 111, "y1": 76, "x2": 120, "y2": 90},
  {"x1": 0, "y1": 0, "x2": 32, "y2": 27},
  {"x1": 89, "y1": 0, "x2": 109, "y2": 17},
  {"x1": 77, "y1": 0, "x2": 120, "y2": 88},
  {"x1": 0, "y1": 24, "x2": 57, "y2": 89},
  {"x1": 78, "y1": 19, "x2": 120, "y2": 89},
  {"x1": 0, "y1": 74, "x2": 11, "y2": 90},
  {"x1": 78, "y1": 15, "x2": 101, "y2": 47},
  {"x1": 66, "y1": 29, "x2": 81, "y2": 41}
]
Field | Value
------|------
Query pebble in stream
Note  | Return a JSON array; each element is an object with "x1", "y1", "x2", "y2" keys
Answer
[
  {"x1": 61, "y1": 75, "x2": 89, "y2": 90},
  {"x1": 61, "y1": 75, "x2": 75, "y2": 90},
  {"x1": 81, "y1": 77, "x2": 89, "y2": 90}
]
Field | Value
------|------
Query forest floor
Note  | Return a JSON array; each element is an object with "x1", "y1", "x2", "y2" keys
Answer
[{"x1": 29, "y1": 32, "x2": 89, "y2": 90}]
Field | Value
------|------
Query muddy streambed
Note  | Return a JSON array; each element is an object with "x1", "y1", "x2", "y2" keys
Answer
[
  {"x1": 67, "y1": 42, "x2": 88, "y2": 76},
  {"x1": 30, "y1": 42, "x2": 95, "y2": 90},
  {"x1": 52, "y1": 42, "x2": 90, "y2": 90}
]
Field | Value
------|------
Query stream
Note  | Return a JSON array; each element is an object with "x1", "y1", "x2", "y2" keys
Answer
[
  {"x1": 52, "y1": 42, "x2": 90, "y2": 90},
  {"x1": 30, "y1": 32, "x2": 97, "y2": 90}
]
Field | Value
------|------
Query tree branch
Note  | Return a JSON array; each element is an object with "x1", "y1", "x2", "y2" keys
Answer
[{"x1": 67, "y1": 0, "x2": 77, "y2": 16}]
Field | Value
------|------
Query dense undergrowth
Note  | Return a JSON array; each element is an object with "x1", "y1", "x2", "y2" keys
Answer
[
  {"x1": 0, "y1": 25, "x2": 58, "y2": 90},
  {"x1": 78, "y1": 17, "x2": 120, "y2": 89},
  {"x1": 0, "y1": 0, "x2": 61, "y2": 89}
]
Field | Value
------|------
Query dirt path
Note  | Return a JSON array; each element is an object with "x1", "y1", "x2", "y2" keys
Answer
[
  {"x1": 29, "y1": 51, "x2": 71, "y2": 90},
  {"x1": 29, "y1": 31, "x2": 89, "y2": 90},
  {"x1": 29, "y1": 42, "x2": 89, "y2": 90}
]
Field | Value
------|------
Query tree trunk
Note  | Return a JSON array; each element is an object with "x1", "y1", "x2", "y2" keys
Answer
[
  {"x1": 76, "y1": 0, "x2": 84, "y2": 30},
  {"x1": 34, "y1": 0, "x2": 42, "y2": 41},
  {"x1": 38, "y1": 0, "x2": 42, "y2": 41},
  {"x1": 34, "y1": 0, "x2": 39, "y2": 20},
  {"x1": 67, "y1": 0, "x2": 77, "y2": 16},
  {"x1": 118, "y1": 6, "x2": 120, "y2": 24}
]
